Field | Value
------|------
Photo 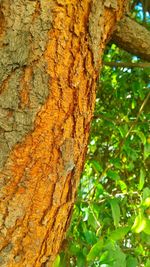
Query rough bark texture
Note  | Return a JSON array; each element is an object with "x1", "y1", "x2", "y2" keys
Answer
[
  {"x1": 0, "y1": 0, "x2": 127, "y2": 266},
  {"x1": 112, "y1": 16, "x2": 150, "y2": 62}
]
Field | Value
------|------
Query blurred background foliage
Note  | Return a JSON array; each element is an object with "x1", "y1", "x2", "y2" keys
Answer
[{"x1": 55, "y1": 1, "x2": 150, "y2": 267}]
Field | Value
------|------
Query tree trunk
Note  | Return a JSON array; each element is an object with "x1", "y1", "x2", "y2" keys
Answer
[{"x1": 0, "y1": 1, "x2": 127, "y2": 266}]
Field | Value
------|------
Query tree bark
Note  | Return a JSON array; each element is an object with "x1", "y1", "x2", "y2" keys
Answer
[
  {"x1": 112, "y1": 16, "x2": 150, "y2": 62},
  {"x1": 0, "y1": 1, "x2": 127, "y2": 266},
  {"x1": 103, "y1": 61, "x2": 150, "y2": 68}
]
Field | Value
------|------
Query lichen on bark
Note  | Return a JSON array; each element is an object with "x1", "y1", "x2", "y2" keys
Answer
[
  {"x1": 0, "y1": 0, "x2": 53, "y2": 168},
  {"x1": 0, "y1": 0, "x2": 53, "y2": 84},
  {"x1": 88, "y1": 0, "x2": 104, "y2": 66},
  {"x1": 104, "y1": 0, "x2": 118, "y2": 9}
]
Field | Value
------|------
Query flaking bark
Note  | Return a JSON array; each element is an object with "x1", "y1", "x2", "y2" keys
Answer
[{"x1": 0, "y1": 1, "x2": 127, "y2": 266}]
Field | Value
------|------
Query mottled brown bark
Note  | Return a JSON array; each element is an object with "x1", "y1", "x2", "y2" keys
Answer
[
  {"x1": 112, "y1": 16, "x2": 150, "y2": 62},
  {"x1": 0, "y1": 1, "x2": 127, "y2": 266}
]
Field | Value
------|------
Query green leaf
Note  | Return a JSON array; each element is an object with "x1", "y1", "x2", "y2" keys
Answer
[
  {"x1": 91, "y1": 159, "x2": 103, "y2": 172},
  {"x1": 110, "y1": 158, "x2": 121, "y2": 169},
  {"x1": 59, "y1": 252, "x2": 67, "y2": 267},
  {"x1": 95, "y1": 183, "x2": 104, "y2": 197},
  {"x1": 118, "y1": 125, "x2": 128, "y2": 138},
  {"x1": 52, "y1": 255, "x2": 60, "y2": 267},
  {"x1": 69, "y1": 243, "x2": 80, "y2": 254},
  {"x1": 118, "y1": 180, "x2": 127, "y2": 192},
  {"x1": 109, "y1": 226, "x2": 130, "y2": 241},
  {"x1": 145, "y1": 259, "x2": 150, "y2": 267},
  {"x1": 76, "y1": 252, "x2": 86, "y2": 267},
  {"x1": 132, "y1": 213, "x2": 146, "y2": 233},
  {"x1": 107, "y1": 170, "x2": 120, "y2": 181},
  {"x1": 127, "y1": 161, "x2": 134, "y2": 171},
  {"x1": 133, "y1": 130, "x2": 146, "y2": 145},
  {"x1": 143, "y1": 187, "x2": 150, "y2": 200},
  {"x1": 143, "y1": 197, "x2": 150, "y2": 208},
  {"x1": 99, "y1": 251, "x2": 109, "y2": 263},
  {"x1": 109, "y1": 199, "x2": 120, "y2": 227},
  {"x1": 126, "y1": 256, "x2": 138, "y2": 267},
  {"x1": 143, "y1": 219, "x2": 150, "y2": 235},
  {"x1": 144, "y1": 143, "x2": 150, "y2": 160},
  {"x1": 88, "y1": 211, "x2": 99, "y2": 230},
  {"x1": 138, "y1": 168, "x2": 146, "y2": 191},
  {"x1": 104, "y1": 242, "x2": 126, "y2": 267},
  {"x1": 131, "y1": 99, "x2": 136, "y2": 109},
  {"x1": 87, "y1": 239, "x2": 103, "y2": 261},
  {"x1": 84, "y1": 230, "x2": 97, "y2": 245}
]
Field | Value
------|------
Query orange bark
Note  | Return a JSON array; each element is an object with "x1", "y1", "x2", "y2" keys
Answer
[{"x1": 0, "y1": 0, "x2": 127, "y2": 266}]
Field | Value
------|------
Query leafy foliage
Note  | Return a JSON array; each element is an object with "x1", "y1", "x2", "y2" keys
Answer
[
  {"x1": 60, "y1": 45, "x2": 149, "y2": 266},
  {"x1": 58, "y1": 4, "x2": 150, "y2": 267}
]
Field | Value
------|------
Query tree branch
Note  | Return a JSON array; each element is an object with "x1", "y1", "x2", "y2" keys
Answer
[
  {"x1": 103, "y1": 61, "x2": 150, "y2": 68},
  {"x1": 112, "y1": 16, "x2": 150, "y2": 62}
]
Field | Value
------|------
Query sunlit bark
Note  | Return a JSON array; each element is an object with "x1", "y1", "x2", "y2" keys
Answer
[
  {"x1": 113, "y1": 16, "x2": 150, "y2": 61},
  {"x1": 0, "y1": 1, "x2": 127, "y2": 266}
]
